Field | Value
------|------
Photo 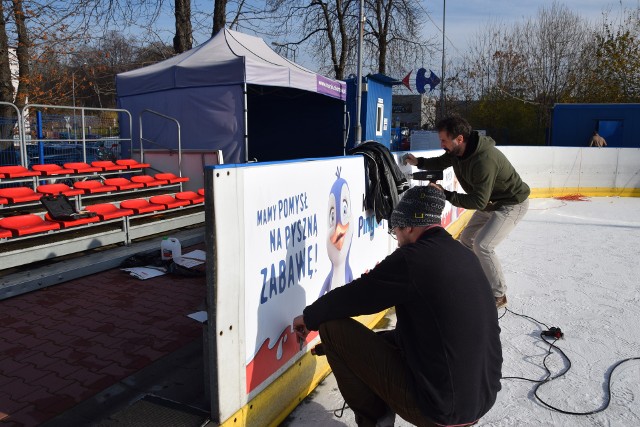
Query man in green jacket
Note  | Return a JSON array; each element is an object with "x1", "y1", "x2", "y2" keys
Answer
[{"x1": 403, "y1": 115, "x2": 530, "y2": 308}]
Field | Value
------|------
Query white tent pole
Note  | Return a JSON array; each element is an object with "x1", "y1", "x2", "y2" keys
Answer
[{"x1": 355, "y1": 0, "x2": 365, "y2": 146}]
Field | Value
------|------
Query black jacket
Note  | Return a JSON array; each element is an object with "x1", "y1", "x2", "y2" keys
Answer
[
  {"x1": 304, "y1": 227, "x2": 503, "y2": 425},
  {"x1": 349, "y1": 141, "x2": 409, "y2": 222}
]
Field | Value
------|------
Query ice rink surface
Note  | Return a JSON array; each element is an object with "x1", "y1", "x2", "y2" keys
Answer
[{"x1": 282, "y1": 197, "x2": 640, "y2": 427}]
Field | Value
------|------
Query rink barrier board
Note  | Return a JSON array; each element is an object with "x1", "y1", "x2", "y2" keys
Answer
[{"x1": 207, "y1": 147, "x2": 639, "y2": 427}]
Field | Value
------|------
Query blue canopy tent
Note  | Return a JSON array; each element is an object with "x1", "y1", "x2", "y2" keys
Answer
[{"x1": 116, "y1": 28, "x2": 347, "y2": 164}]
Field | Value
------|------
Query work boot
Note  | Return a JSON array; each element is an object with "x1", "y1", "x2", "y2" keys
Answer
[{"x1": 495, "y1": 295, "x2": 507, "y2": 309}]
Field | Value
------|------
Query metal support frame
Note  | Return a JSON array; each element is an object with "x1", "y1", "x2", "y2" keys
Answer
[
  {"x1": 21, "y1": 104, "x2": 133, "y2": 166},
  {"x1": 139, "y1": 109, "x2": 182, "y2": 177},
  {"x1": 0, "y1": 102, "x2": 25, "y2": 166},
  {"x1": 0, "y1": 206, "x2": 204, "y2": 269}
]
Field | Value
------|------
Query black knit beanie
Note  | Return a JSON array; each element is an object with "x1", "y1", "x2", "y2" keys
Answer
[{"x1": 389, "y1": 186, "x2": 445, "y2": 229}]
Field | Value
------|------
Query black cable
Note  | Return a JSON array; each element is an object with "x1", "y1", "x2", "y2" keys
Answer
[
  {"x1": 501, "y1": 307, "x2": 640, "y2": 416},
  {"x1": 333, "y1": 401, "x2": 349, "y2": 418}
]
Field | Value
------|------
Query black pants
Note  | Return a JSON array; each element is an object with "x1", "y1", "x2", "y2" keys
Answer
[{"x1": 319, "y1": 318, "x2": 439, "y2": 427}]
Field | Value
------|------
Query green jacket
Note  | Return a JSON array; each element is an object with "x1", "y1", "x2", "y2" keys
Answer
[{"x1": 417, "y1": 132, "x2": 530, "y2": 210}]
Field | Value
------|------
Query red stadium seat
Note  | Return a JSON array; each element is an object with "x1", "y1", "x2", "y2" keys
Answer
[
  {"x1": 0, "y1": 227, "x2": 12, "y2": 238},
  {"x1": 36, "y1": 183, "x2": 84, "y2": 197},
  {"x1": 0, "y1": 196, "x2": 8, "y2": 206},
  {"x1": 91, "y1": 160, "x2": 128, "y2": 171},
  {"x1": 0, "y1": 165, "x2": 40, "y2": 178},
  {"x1": 115, "y1": 159, "x2": 151, "y2": 170},
  {"x1": 0, "y1": 214, "x2": 60, "y2": 236},
  {"x1": 0, "y1": 187, "x2": 43, "y2": 203},
  {"x1": 197, "y1": 188, "x2": 205, "y2": 196},
  {"x1": 44, "y1": 212, "x2": 100, "y2": 228},
  {"x1": 154, "y1": 173, "x2": 189, "y2": 184},
  {"x1": 103, "y1": 177, "x2": 145, "y2": 190},
  {"x1": 73, "y1": 180, "x2": 118, "y2": 194},
  {"x1": 149, "y1": 194, "x2": 191, "y2": 209},
  {"x1": 31, "y1": 164, "x2": 75, "y2": 176},
  {"x1": 130, "y1": 175, "x2": 168, "y2": 188},
  {"x1": 63, "y1": 162, "x2": 102, "y2": 173},
  {"x1": 120, "y1": 198, "x2": 167, "y2": 214},
  {"x1": 175, "y1": 191, "x2": 204, "y2": 204},
  {"x1": 85, "y1": 203, "x2": 134, "y2": 220}
]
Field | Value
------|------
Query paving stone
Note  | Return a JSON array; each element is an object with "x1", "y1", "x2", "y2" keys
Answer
[
  {"x1": 0, "y1": 243, "x2": 207, "y2": 425},
  {"x1": 35, "y1": 371, "x2": 76, "y2": 394}
]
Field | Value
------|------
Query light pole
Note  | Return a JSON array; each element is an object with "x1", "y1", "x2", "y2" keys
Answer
[
  {"x1": 71, "y1": 62, "x2": 87, "y2": 140},
  {"x1": 72, "y1": 71, "x2": 76, "y2": 139},
  {"x1": 355, "y1": 0, "x2": 365, "y2": 146},
  {"x1": 440, "y1": 0, "x2": 446, "y2": 118}
]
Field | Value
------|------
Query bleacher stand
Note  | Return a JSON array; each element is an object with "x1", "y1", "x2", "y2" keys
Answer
[
  {"x1": 91, "y1": 160, "x2": 129, "y2": 171},
  {"x1": 149, "y1": 194, "x2": 191, "y2": 209},
  {"x1": 103, "y1": 177, "x2": 145, "y2": 190},
  {"x1": 64, "y1": 162, "x2": 102, "y2": 174},
  {"x1": 120, "y1": 198, "x2": 167, "y2": 214},
  {"x1": 44, "y1": 212, "x2": 101, "y2": 228},
  {"x1": 116, "y1": 159, "x2": 151, "y2": 170},
  {"x1": 130, "y1": 175, "x2": 168, "y2": 188},
  {"x1": 0, "y1": 187, "x2": 42, "y2": 204},
  {"x1": 73, "y1": 180, "x2": 118, "y2": 194},
  {"x1": 85, "y1": 203, "x2": 134, "y2": 220},
  {"x1": 31, "y1": 164, "x2": 75, "y2": 176},
  {"x1": 0, "y1": 214, "x2": 60, "y2": 236},
  {"x1": 0, "y1": 165, "x2": 41, "y2": 178},
  {"x1": 155, "y1": 173, "x2": 189, "y2": 184},
  {"x1": 175, "y1": 191, "x2": 204, "y2": 204},
  {"x1": 36, "y1": 183, "x2": 84, "y2": 197}
]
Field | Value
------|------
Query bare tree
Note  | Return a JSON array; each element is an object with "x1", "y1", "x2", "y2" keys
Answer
[
  {"x1": 574, "y1": 7, "x2": 640, "y2": 102},
  {"x1": 0, "y1": 0, "x2": 15, "y2": 146},
  {"x1": 11, "y1": 0, "x2": 30, "y2": 109},
  {"x1": 450, "y1": 20, "x2": 510, "y2": 101},
  {"x1": 517, "y1": 3, "x2": 587, "y2": 107},
  {"x1": 174, "y1": 0, "x2": 193, "y2": 53},
  {"x1": 0, "y1": 1, "x2": 13, "y2": 105},
  {"x1": 447, "y1": 2, "x2": 590, "y2": 144},
  {"x1": 362, "y1": 0, "x2": 429, "y2": 78},
  {"x1": 212, "y1": 0, "x2": 227, "y2": 35},
  {"x1": 266, "y1": 0, "x2": 359, "y2": 80}
]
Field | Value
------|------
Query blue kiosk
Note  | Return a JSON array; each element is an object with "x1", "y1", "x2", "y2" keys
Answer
[{"x1": 345, "y1": 73, "x2": 400, "y2": 151}]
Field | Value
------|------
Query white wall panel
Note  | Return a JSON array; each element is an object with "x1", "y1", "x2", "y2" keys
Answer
[{"x1": 615, "y1": 148, "x2": 640, "y2": 190}]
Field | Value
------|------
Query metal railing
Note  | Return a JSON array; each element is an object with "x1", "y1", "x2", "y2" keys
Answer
[
  {"x1": 139, "y1": 109, "x2": 183, "y2": 177},
  {"x1": 20, "y1": 104, "x2": 133, "y2": 166}
]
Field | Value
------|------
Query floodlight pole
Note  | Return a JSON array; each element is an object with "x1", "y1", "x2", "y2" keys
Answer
[
  {"x1": 72, "y1": 71, "x2": 77, "y2": 139},
  {"x1": 440, "y1": 0, "x2": 446, "y2": 118},
  {"x1": 355, "y1": 0, "x2": 365, "y2": 146}
]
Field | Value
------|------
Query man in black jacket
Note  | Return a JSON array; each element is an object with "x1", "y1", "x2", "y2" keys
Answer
[{"x1": 293, "y1": 186, "x2": 502, "y2": 427}]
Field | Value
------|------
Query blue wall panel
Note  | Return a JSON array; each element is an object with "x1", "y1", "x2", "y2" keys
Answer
[{"x1": 551, "y1": 104, "x2": 640, "y2": 148}]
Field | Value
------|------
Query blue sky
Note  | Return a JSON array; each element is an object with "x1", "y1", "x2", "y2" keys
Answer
[
  {"x1": 152, "y1": 0, "x2": 637, "y2": 75},
  {"x1": 427, "y1": 0, "x2": 637, "y2": 57}
]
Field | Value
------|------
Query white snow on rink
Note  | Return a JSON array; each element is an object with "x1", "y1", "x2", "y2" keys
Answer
[{"x1": 282, "y1": 197, "x2": 640, "y2": 427}]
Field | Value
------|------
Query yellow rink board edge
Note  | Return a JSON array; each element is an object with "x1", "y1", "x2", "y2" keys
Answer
[
  {"x1": 218, "y1": 188, "x2": 638, "y2": 427},
  {"x1": 530, "y1": 187, "x2": 640, "y2": 198},
  {"x1": 218, "y1": 312, "x2": 388, "y2": 427}
]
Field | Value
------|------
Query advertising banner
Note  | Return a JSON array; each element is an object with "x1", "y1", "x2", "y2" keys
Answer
[
  {"x1": 316, "y1": 75, "x2": 347, "y2": 101},
  {"x1": 241, "y1": 157, "x2": 390, "y2": 393}
]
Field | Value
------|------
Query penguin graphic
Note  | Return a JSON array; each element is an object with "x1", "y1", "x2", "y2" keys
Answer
[{"x1": 319, "y1": 167, "x2": 354, "y2": 297}]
